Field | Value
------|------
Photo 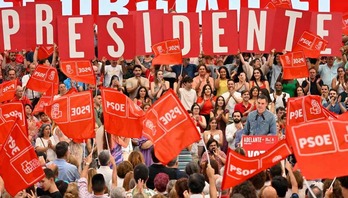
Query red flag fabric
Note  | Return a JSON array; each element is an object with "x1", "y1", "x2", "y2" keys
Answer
[
  {"x1": 37, "y1": 45, "x2": 54, "y2": 60},
  {"x1": 0, "y1": 80, "x2": 17, "y2": 103},
  {"x1": 0, "y1": 120, "x2": 44, "y2": 196},
  {"x1": 343, "y1": 13, "x2": 348, "y2": 35},
  {"x1": 101, "y1": 87, "x2": 144, "y2": 138},
  {"x1": 26, "y1": 64, "x2": 59, "y2": 95},
  {"x1": 0, "y1": 102, "x2": 27, "y2": 150},
  {"x1": 142, "y1": 89, "x2": 200, "y2": 164},
  {"x1": 265, "y1": 0, "x2": 292, "y2": 9},
  {"x1": 60, "y1": 60, "x2": 96, "y2": 85},
  {"x1": 44, "y1": 91, "x2": 95, "y2": 140},
  {"x1": 222, "y1": 140, "x2": 292, "y2": 189},
  {"x1": 279, "y1": 51, "x2": 309, "y2": 80},
  {"x1": 292, "y1": 31, "x2": 328, "y2": 58},
  {"x1": 152, "y1": 38, "x2": 182, "y2": 65}
]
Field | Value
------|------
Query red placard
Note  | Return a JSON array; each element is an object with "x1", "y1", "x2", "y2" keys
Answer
[
  {"x1": 163, "y1": 13, "x2": 200, "y2": 58},
  {"x1": 309, "y1": 12, "x2": 342, "y2": 56},
  {"x1": 222, "y1": 140, "x2": 292, "y2": 189},
  {"x1": 280, "y1": 51, "x2": 309, "y2": 79},
  {"x1": 0, "y1": 80, "x2": 17, "y2": 103},
  {"x1": 0, "y1": 121, "x2": 44, "y2": 197},
  {"x1": 25, "y1": 1, "x2": 61, "y2": 47},
  {"x1": 202, "y1": 10, "x2": 238, "y2": 55},
  {"x1": 37, "y1": 45, "x2": 54, "y2": 60},
  {"x1": 57, "y1": 15, "x2": 94, "y2": 60},
  {"x1": 60, "y1": 60, "x2": 96, "y2": 85},
  {"x1": 271, "y1": 9, "x2": 312, "y2": 52},
  {"x1": 264, "y1": 0, "x2": 292, "y2": 9},
  {"x1": 0, "y1": 7, "x2": 27, "y2": 51},
  {"x1": 98, "y1": 15, "x2": 135, "y2": 59},
  {"x1": 26, "y1": 64, "x2": 59, "y2": 95},
  {"x1": 101, "y1": 87, "x2": 145, "y2": 138},
  {"x1": 292, "y1": 31, "x2": 328, "y2": 58},
  {"x1": 142, "y1": 89, "x2": 201, "y2": 164},
  {"x1": 343, "y1": 13, "x2": 348, "y2": 35},
  {"x1": 241, "y1": 135, "x2": 278, "y2": 157},
  {"x1": 44, "y1": 91, "x2": 95, "y2": 140},
  {"x1": 0, "y1": 102, "x2": 27, "y2": 149},
  {"x1": 239, "y1": 8, "x2": 276, "y2": 53},
  {"x1": 152, "y1": 38, "x2": 182, "y2": 65},
  {"x1": 133, "y1": 10, "x2": 163, "y2": 55}
]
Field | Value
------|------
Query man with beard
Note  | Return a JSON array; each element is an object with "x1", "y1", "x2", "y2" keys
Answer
[
  {"x1": 2, "y1": 51, "x2": 26, "y2": 80},
  {"x1": 200, "y1": 138, "x2": 226, "y2": 170},
  {"x1": 225, "y1": 111, "x2": 243, "y2": 150},
  {"x1": 323, "y1": 89, "x2": 347, "y2": 114},
  {"x1": 126, "y1": 65, "x2": 149, "y2": 100},
  {"x1": 234, "y1": 90, "x2": 253, "y2": 117}
]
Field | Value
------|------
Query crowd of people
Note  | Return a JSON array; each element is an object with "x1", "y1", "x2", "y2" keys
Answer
[{"x1": 1, "y1": 34, "x2": 348, "y2": 198}]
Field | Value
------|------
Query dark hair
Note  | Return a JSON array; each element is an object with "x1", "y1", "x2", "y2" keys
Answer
[
  {"x1": 188, "y1": 173, "x2": 205, "y2": 194},
  {"x1": 44, "y1": 168, "x2": 55, "y2": 179},
  {"x1": 213, "y1": 96, "x2": 226, "y2": 115},
  {"x1": 167, "y1": 157, "x2": 178, "y2": 167},
  {"x1": 250, "y1": 68, "x2": 267, "y2": 82},
  {"x1": 249, "y1": 86, "x2": 260, "y2": 98},
  {"x1": 109, "y1": 75, "x2": 120, "y2": 87},
  {"x1": 218, "y1": 66, "x2": 230, "y2": 79},
  {"x1": 197, "y1": 64, "x2": 207, "y2": 72},
  {"x1": 56, "y1": 180, "x2": 68, "y2": 195},
  {"x1": 200, "y1": 84, "x2": 213, "y2": 97},
  {"x1": 151, "y1": 147, "x2": 159, "y2": 163},
  {"x1": 231, "y1": 181, "x2": 257, "y2": 198},
  {"x1": 257, "y1": 93, "x2": 270, "y2": 104},
  {"x1": 185, "y1": 161, "x2": 200, "y2": 176},
  {"x1": 249, "y1": 171, "x2": 266, "y2": 190},
  {"x1": 175, "y1": 178, "x2": 188, "y2": 198},
  {"x1": 117, "y1": 161, "x2": 133, "y2": 179},
  {"x1": 269, "y1": 163, "x2": 282, "y2": 178},
  {"x1": 133, "y1": 65, "x2": 142, "y2": 71},
  {"x1": 241, "y1": 90, "x2": 249, "y2": 96},
  {"x1": 91, "y1": 174, "x2": 106, "y2": 193},
  {"x1": 181, "y1": 76, "x2": 193, "y2": 84},
  {"x1": 338, "y1": 176, "x2": 348, "y2": 189},
  {"x1": 133, "y1": 164, "x2": 149, "y2": 182},
  {"x1": 276, "y1": 107, "x2": 285, "y2": 114},
  {"x1": 55, "y1": 141, "x2": 69, "y2": 158},
  {"x1": 294, "y1": 86, "x2": 305, "y2": 97},
  {"x1": 38, "y1": 124, "x2": 51, "y2": 138},
  {"x1": 190, "y1": 103, "x2": 201, "y2": 112},
  {"x1": 206, "y1": 138, "x2": 219, "y2": 149},
  {"x1": 232, "y1": 111, "x2": 242, "y2": 118},
  {"x1": 135, "y1": 86, "x2": 150, "y2": 100},
  {"x1": 271, "y1": 176, "x2": 288, "y2": 197}
]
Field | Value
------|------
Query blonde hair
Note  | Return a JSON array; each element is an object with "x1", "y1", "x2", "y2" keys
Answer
[
  {"x1": 88, "y1": 168, "x2": 97, "y2": 193},
  {"x1": 64, "y1": 182, "x2": 78, "y2": 198}
]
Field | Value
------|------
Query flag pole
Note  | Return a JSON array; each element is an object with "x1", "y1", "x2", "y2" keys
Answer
[
  {"x1": 330, "y1": 177, "x2": 337, "y2": 189},
  {"x1": 303, "y1": 177, "x2": 317, "y2": 198},
  {"x1": 202, "y1": 137, "x2": 211, "y2": 165}
]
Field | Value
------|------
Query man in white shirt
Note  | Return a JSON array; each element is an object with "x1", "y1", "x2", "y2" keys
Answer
[
  {"x1": 176, "y1": 76, "x2": 197, "y2": 110},
  {"x1": 101, "y1": 58, "x2": 126, "y2": 87},
  {"x1": 126, "y1": 65, "x2": 149, "y2": 100},
  {"x1": 97, "y1": 150, "x2": 113, "y2": 191},
  {"x1": 22, "y1": 63, "x2": 40, "y2": 101},
  {"x1": 225, "y1": 111, "x2": 243, "y2": 150},
  {"x1": 222, "y1": 79, "x2": 242, "y2": 118}
]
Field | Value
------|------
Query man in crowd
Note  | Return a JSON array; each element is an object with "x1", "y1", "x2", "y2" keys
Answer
[
  {"x1": 324, "y1": 89, "x2": 347, "y2": 114},
  {"x1": 225, "y1": 111, "x2": 243, "y2": 150},
  {"x1": 222, "y1": 79, "x2": 242, "y2": 118},
  {"x1": 176, "y1": 76, "x2": 197, "y2": 110},
  {"x1": 39, "y1": 168, "x2": 63, "y2": 198},
  {"x1": 234, "y1": 90, "x2": 253, "y2": 117},
  {"x1": 302, "y1": 67, "x2": 323, "y2": 95},
  {"x1": 126, "y1": 65, "x2": 149, "y2": 100}
]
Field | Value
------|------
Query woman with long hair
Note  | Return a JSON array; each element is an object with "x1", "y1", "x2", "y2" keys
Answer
[
  {"x1": 150, "y1": 70, "x2": 170, "y2": 101},
  {"x1": 109, "y1": 75, "x2": 125, "y2": 93},
  {"x1": 214, "y1": 66, "x2": 230, "y2": 96},
  {"x1": 192, "y1": 64, "x2": 214, "y2": 96},
  {"x1": 35, "y1": 124, "x2": 57, "y2": 162},
  {"x1": 249, "y1": 86, "x2": 260, "y2": 106},
  {"x1": 210, "y1": 96, "x2": 229, "y2": 153},
  {"x1": 331, "y1": 66, "x2": 347, "y2": 94},
  {"x1": 25, "y1": 104, "x2": 39, "y2": 145},
  {"x1": 249, "y1": 68, "x2": 270, "y2": 92},
  {"x1": 133, "y1": 86, "x2": 152, "y2": 108},
  {"x1": 234, "y1": 72, "x2": 249, "y2": 93},
  {"x1": 197, "y1": 84, "x2": 216, "y2": 124},
  {"x1": 294, "y1": 86, "x2": 305, "y2": 97},
  {"x1": 203, "y1": 117, "x2": 223, "y2": 147},
  {"x1": 191, "y1": 103, "x2": 207, "y2": 158}
]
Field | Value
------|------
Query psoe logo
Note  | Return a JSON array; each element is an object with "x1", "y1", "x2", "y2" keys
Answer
[
  {"x1": 48, "y1": 71, "x2": 55, "y2": 81},
  {"x1": 145, "y1": 120, "x2": 156, "y2": 136},
  {"x1": 272, "y1": 155, "x2": 282, "y2": 163},
  {"x1": 51, "y1": 104, "x2": 62, "y2": 119},
  {"x1": 309, "y1": 99, "x2": 321, "y2": 115},
  {"x1": 21, "y1": 159, "x2": 41, "y2": 174}
]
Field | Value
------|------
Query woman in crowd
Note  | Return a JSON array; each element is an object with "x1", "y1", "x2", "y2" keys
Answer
[
  {"x1": 197, "y1": 84, "x2": 216, "y2": 124},
  {"x1": 150, "y1": 70, "x2": 169, "y2": 101},
  {"x1": 203, "y1": 117, "x2": 224, "y2": 147},
  {"x1": 249, "y1": 86, "x2": 260, "y2": 105},
  {"x1": 133, "y1": 86, "x2": 152, "y2": 109},
  {"x1": 234, "y1": 72, "x2": 249, "y2": 93},
  {"x1": 214, "y1": 66, "x2": 230, "y2": 96},
  {"x1": 210, "y1": 96, "x2": 229, "y2": 153},
  {"x1": 25, "y1": 104, "x2": 39, "y2": 145},
  {"x1": 191, "y1": 103, "x2": 207, "y2": 157},
  {"x1": 35, "y1": 124, "x2": 57, "y2": 162},
  {"x1": 331, "y1": 66, "x2": 347, "y2": 94},
  {"x1": 249, "y1": 68, "x2": 270, "y2": 93},
  {"x1": 294, "y1": 86, "x2": 305, "y2": 97},
  {"x1": 192, "y1": 64, "x2": 214, "y2": 96},
  {"x1": 109, "y1": 75, "x2": 125, "y2": 93},
  {"x1": 282, "y1": 78, "x2": 299, "y2": 98}
]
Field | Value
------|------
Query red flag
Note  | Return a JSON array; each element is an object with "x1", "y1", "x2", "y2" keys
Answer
[
  {"x1": 142, "y1": 89, "x2": 200, "y2": 164},
  {"x1": 0, "y1": 80, "x2": 17, "y2": 103},
  {"x1": 152, "y1": 38, "x2": 182, "y2": 65},
  {"x1": 37, "y1": 45, "x2": 54, "y2": 60},
  {"x1": 265, "y1": 0, "x2": 292, "y2": 9},
  {"x1": 0, "y1": 102, "x2": 27, "y2": 150},
  {"x1": 343, "y1": 13, "x2": 348, "y2": 35},
  {"x1": 221, "y1": 140, "x2": 292, "y2": 189},
  {"x1": 60, "y1": 60, "x2": 96, "y2": 85},
  {"x1": 101, "y1": 87, "x2": 144, "y2": 138},
  {"x1": 0, "y1": 120, "x2": 44, "y2": 196},
  {"x1": 26, "y1": 64, "x2": 59, "y2": 95},
  {"x1": 44, "y1": 91, "x2": 95, "y2": 140},
  {"x1": 292, "y1": 31, "x2": 328, "y2": 58},
  {"x1": 279, "y1": 51, "x2": 309, "y2": 80}
]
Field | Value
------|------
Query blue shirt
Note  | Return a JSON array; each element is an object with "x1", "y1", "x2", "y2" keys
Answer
[
  {"x1": 171, "y1": 64, "x2": 197, "y2": 78},
  {"x1": 243, "y1": 110, "x2": 277, "y2": 136},
  {"x1": 52, "y1": 159, "x2": 80, "y2": 182},
  {"x1": 323, "y1": 102, "x2": 346, "y2": 114}
]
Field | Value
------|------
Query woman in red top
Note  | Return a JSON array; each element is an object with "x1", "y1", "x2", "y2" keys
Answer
[
  {"x1": 133, "y1": 86, "x2": 152, "y2": 108},
  {"x1": 249, "y1": 68, "x2": 270, "y2": 93},
  {"x1": 197, "y1": 84, "x2": 216, "y2": 124}
]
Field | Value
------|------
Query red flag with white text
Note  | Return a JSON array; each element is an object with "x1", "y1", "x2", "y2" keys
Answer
[
  {"x1": 101, "y1": 87, "x2": 145, "y2": 138},
  {"x1": 280, "y1": 51, "x2": 309, "y2": 80},
  {"x1": 37, "y1": 45, "x2": 54, "y2": 60},
  {"x1": 152, "y1": 38, "x2": 182, "y2": 65},
  {"x1": 60, "y1": 60, "x2": 96, "y2": 85},
  {"x1": 0, "y1": 120, "x2": 44, "y2": 197},
  {"x1": 0, "y1": 80, "x2": 17, "y2": 103},
  {"x1": 222, "y1": 139, "x2": 292, "y2": 189},
  {"x1": 0, "y1": 102, "x2": 27, "y2": 150},
  {"x1": 44, "y1": 91, "x2": 95, "y2": 140},
  {"x1": 26, "y1": 64, "x2": 59, "y2": 95},
  {"x1": 293, "y1": 31, "x2": 328, "y2": 58},
  {"x1": 265, "y1": 0, "x2": 292, "y2": 9},
  {"x1": 142, "y1": 89, "x2": 200, "y2": 164}
]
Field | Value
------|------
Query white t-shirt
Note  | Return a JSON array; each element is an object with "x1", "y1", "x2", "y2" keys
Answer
[
  {"x1": 222, "y1": 91, "x2": 242, "y2": 117},
  {"x1": 179, "y1": 88, "x2": 197, "y2": 110},
  {"x1": 35, "y1": 136, "x2": 57, "y2": 162},
  {"x1": 104, "y1": 64, "x2": 123, "y2": 87}
]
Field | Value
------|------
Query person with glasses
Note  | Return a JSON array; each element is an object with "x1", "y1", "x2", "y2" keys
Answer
[{"x1": 200, "y1": 139, "x2": 226, "y2": 170}]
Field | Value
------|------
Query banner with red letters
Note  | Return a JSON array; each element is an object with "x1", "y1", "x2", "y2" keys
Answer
[
  {"x1": 0, "y1": 80, "x2": 17, "y2": 103},
  {"x1": 25, "y1": 1, "x2": 61, "y2": 48},
  {"x1": 163, "y1": 13, "x2": 200, "y2": 58},
  {"x1": 0, "y1": 102, "x2": 27, "y2": 150},
  {"x1": 101, "y1": 87, "x2": 145, "y2": 138},
  {"x1": 0, "y1": 7, "x2": 27, "y2": 51},
  {"x1": 60, "y1": 60, "x2": 96, "y2": 85},
  {"x1": 222, "y1": 139, "x2": 292, "y2": 189},
  {"x1": 57, "y1": 15, "x2": 94, "y2": 60},
  {"x1": 292, "y1": 31, "x2": 328, "y2": 58},
  {"x1": 241, "y1": 136, "x2": 278, "y2": 157},
  {"x1": 44, "y1": 91, "x2": 95, "y2": 140},
  {"x1": 202, "y1": 10, "x2": 238, "y2": 55},
  {"x1": 152, "y1": 38, "x2": 183, "y2": 65},
  {"x1": 26, "y1": 64, "x2": 59, "y2": 95},
  {"x1": 239, "y1": 8, "x2": 276, "y2": 53},
  {"x1": 280, "y1": 51, "x2": 309, "y2": 80},
  {"x1": 98, "y1": 15, "x2": 135, "y2": 59},
  {"x1": 0, "y1": 120, "x2": 44, "y2": 197},
  {"x1": 142, "y1": 89, "x2": 201, "y2": 164}
]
